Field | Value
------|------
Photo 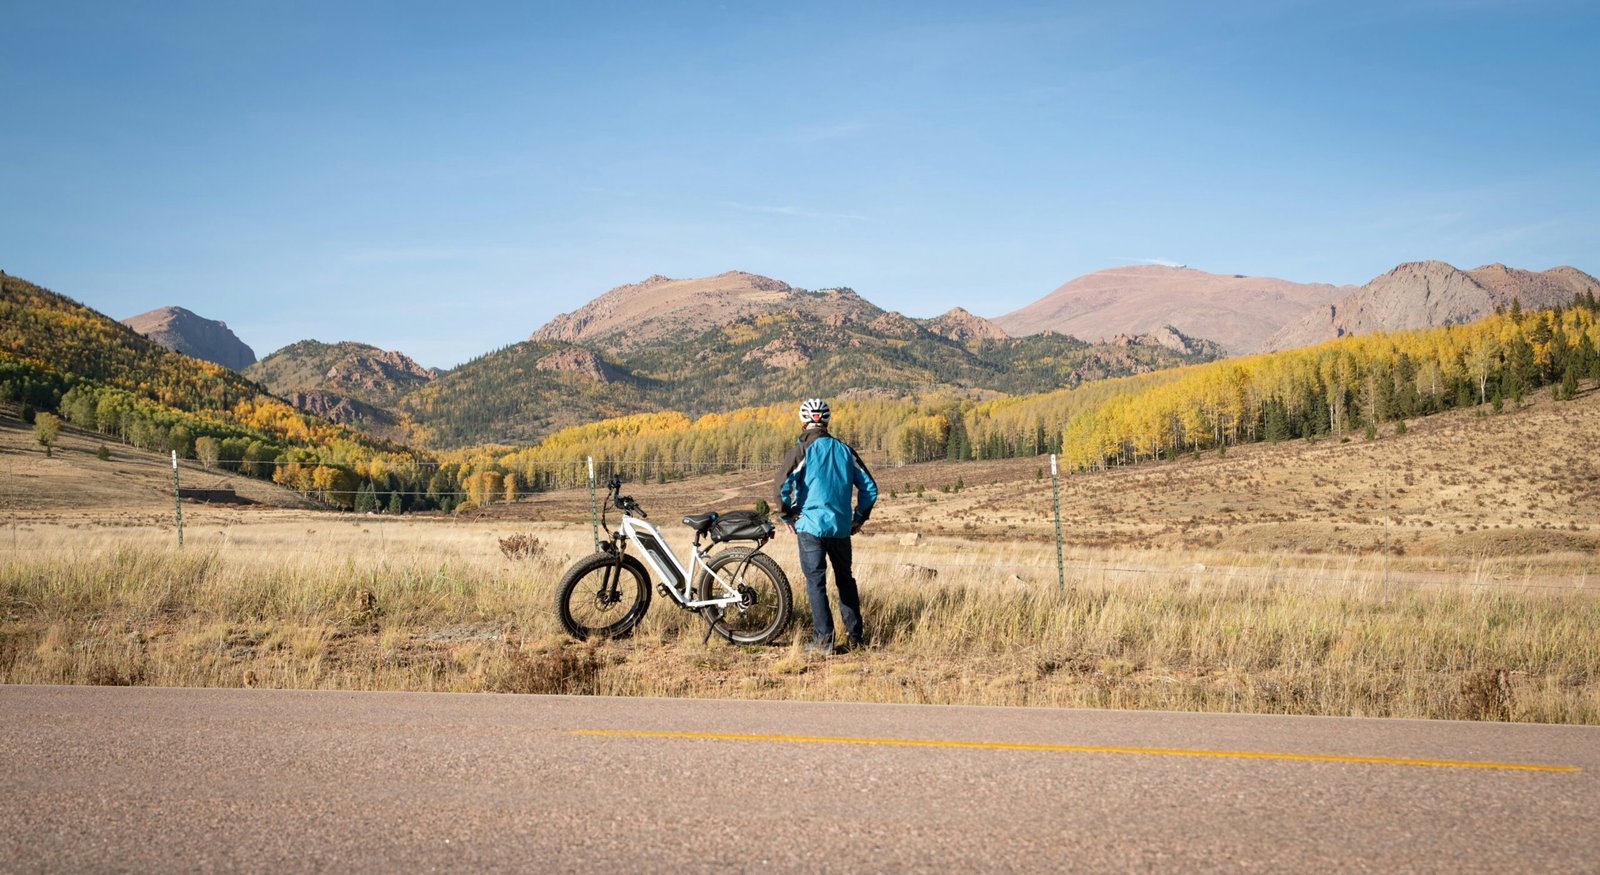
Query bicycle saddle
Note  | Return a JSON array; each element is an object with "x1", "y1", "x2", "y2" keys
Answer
[{"x1": 681, "y1": 512, "x2": 718, "y2": 533}]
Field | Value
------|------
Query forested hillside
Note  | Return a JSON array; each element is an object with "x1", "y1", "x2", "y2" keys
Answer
[
  {"x1": 398, "y1": 341, "x2": 662, "y2": 447},
  {"x1": 1057, "y1": 296, "x2": 1600, "y2": 469},
  {"x1": 0, "y1": 273, "x2": 439, "y2": 511}
]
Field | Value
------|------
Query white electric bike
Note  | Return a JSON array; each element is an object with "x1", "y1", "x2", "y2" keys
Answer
[{"x1": 554, "y1": 476, "x2": 793, "y2": 645}]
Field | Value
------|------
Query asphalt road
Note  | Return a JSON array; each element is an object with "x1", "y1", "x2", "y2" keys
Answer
[{"x1": 2, "y1": 685, "x2": 1596, "y2": 873}]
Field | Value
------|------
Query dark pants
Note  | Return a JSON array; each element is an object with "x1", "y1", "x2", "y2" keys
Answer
[{"x1": 796, "y1": 533, "x2": 863, "y2": 648}]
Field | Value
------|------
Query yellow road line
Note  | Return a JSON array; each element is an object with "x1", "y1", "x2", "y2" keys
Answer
[{"x1": 571, "y1": 729, "x2": 1580, "y2": 773}]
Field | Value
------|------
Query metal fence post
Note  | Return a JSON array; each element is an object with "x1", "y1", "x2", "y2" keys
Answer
[
  {"x1": 587, "y1": 455, "x2": 599, "y2": 550},
  {"x1": 1052, "y1": 453, "x2": 1064, "y2": 597},
  {"x1": 171, "y1": 450, "x2": 184, "y2": 549}
]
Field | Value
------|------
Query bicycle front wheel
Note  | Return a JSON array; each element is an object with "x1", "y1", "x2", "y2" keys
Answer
[
  {"x1": 695, "y1": 548, "x2": 792, "y2": 645},
  {"x1": 556, "y1": 551, "x2": 652, "y2": 640}
]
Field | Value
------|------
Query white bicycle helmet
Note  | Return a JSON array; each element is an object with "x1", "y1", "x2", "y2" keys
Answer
[{"x1": 798, "y1": 397, "x2": 831, "y2": 425}]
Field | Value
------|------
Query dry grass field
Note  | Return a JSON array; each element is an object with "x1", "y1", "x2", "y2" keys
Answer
[{"x1": 3, "y1": 392, "x2": 1597, "y2": 722}]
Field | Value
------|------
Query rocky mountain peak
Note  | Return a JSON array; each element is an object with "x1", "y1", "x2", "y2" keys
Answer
[
  {"x1": 994, "y1": 266, "x2": 1349, "y2": 355},
  {"x1": 922, "y1": 307, "x2": 1010, "y2": 343},
  {"x1": 122, "y1": 306, "x2": 257, "y2": 371},
  {"x1": 1263, "y1": 261, "x2": 1599, "y2": 351},
  {"x1": 244, "y1": 339, "x2": 435, "y2": 408},
  {"x1": 716, "y1": 270, "x2": 791, "y2": 292},
  {"x1": 530, "y1": 270, "x2": 804, "y2": 353}
]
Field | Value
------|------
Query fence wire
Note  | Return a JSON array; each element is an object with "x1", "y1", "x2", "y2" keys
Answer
[{"x1": 3, "y1": 439, "x2": 1593, "y2": 595}]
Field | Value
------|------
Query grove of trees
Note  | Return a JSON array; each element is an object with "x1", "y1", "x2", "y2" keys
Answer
[{"x1": 1055, "y1": 297, "x2": 1599, "y2": 470}]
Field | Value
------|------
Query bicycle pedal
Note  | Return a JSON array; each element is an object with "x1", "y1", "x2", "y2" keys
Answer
[{"x1": 656, "y1": 584, "x2": 670, "y2": 598}]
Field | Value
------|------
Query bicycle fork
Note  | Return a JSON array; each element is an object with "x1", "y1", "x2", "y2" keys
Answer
[{"x1": 599, "y1": 542, "x2": 626, "y2": 608}]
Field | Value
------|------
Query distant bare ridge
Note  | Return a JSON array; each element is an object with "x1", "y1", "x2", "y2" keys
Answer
[
  {"x1": 531, "y1": 270, "x2": 880, "y2": 353},
  {"x1": 121, "y1": 306, "x2": 256, "y2": 371},
  {"x1": 993, "y1": 266, "x2": 1350, "y2": 354},
  {"x1": 1263, "y1": 261, "x2": 1600, "y2": 351}
]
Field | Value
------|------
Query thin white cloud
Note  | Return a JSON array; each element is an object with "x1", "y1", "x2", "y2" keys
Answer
[
  {"x1": 1110, "y1": 256, "x2": 1186, "y2": 268},
  {"x1": 721, "y1": 201, "x2": 868, "y2": 222}
]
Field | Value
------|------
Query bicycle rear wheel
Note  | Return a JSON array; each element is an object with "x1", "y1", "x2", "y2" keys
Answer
[
  {"x1": 556, "y1": 552, "x2": 652, "y2": 640},
  {"x1": 694, "y1": 548, "x2": 791, "y2": 645}
]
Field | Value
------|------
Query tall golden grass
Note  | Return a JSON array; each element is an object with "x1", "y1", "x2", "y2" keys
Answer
[{"x1": 4, "y1": 521, "x2": 1595, "y2": 723}]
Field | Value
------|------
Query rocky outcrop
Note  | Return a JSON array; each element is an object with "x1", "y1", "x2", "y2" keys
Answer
[
  {"x1": 867, "y1": 311, "x2": 924, "y2": 339},
  {"x1": 741, "y1": 336, "x2": 811, "y2": 370},
  {"x1": 921, "y1": 307, "x2": 1010, "y2": 343},
  {"x1": 285, "y1": 390, "x2": 399, "y2": 433},
  {"x1": 325, "y1": 348, "x2": 436, "y2": 396},
  {"x1": 122, "y1": 306, "x2": 257, "y2": 370},
  {"x1": 534, "y1": 346, "x2": 620, "y2": 382},
  {"x1": 1140, "y1": 324, "x2": 1221, "y2": 357}
]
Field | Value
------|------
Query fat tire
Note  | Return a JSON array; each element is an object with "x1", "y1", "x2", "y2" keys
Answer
[
  {"x1": 555, "y1": 551, "x2": 652, "y2": 640},
  {"x1": 694, "y1": 548, "x2": 792, "y2": 646}
]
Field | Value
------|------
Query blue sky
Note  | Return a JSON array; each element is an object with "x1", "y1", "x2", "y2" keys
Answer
[{"x1": 3, "y1": 1, "x2": 1596, "y2": 368}]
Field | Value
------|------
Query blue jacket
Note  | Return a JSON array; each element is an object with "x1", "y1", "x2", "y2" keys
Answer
[{"x1": 774, "y1": 427, "x2": 878, "y2": 538}]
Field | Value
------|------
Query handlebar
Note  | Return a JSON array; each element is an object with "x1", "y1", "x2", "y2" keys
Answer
[{"x1": 607, "y1": 475, "x2": 647, "y2": 519}]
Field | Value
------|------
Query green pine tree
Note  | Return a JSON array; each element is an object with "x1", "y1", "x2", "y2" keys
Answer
[{"x1": 353, "y1": 481, "x2": 376, "y2": 514}]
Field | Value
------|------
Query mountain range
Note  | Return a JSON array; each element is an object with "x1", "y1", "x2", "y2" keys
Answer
[
  {"x1": 391, "y1": 273, "x2": 1217, "y2": 447},
  {"x1": 222, "y1": 269, "x2": 1219, "y2": 447},
  {"x1": 115, "y1": 259, "x2": 1597, "y2": 449}
]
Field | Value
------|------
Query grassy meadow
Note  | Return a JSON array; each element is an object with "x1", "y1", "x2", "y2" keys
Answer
[{"x1": 2, "y1": 392, "x2": 1597, "y2": 722}]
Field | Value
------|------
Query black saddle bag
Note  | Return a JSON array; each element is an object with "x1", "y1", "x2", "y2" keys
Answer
[{"x1": 710, "y1": 510, "x2": 774, "y2": 543}]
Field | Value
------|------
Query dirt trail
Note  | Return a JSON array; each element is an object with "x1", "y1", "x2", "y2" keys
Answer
[{"x1": 713, "y1": 478, "x2": 771, "y2": 505}]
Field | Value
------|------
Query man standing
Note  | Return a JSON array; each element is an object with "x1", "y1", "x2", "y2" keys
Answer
[{"x1": 775, "y1": 398, "x2": 878, "y2": 653}]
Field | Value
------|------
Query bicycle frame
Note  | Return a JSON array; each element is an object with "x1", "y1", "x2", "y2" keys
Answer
[{"x1": 613, "y1": 513, "x2": 746, "y2": 610}]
